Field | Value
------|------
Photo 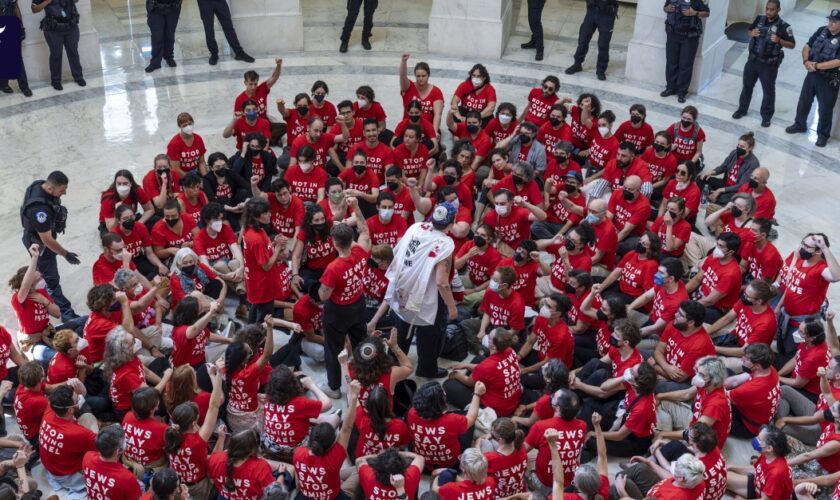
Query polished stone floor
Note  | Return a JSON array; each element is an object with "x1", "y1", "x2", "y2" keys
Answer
[{"x1": 0, "y1": 0, "x2": 838, "y2": 495}]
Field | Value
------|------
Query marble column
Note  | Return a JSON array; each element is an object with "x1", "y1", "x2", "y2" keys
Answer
[
  {"x1": 20, "y1": 0, "x2": 102, "y2": 84},
  {"x1": 428, "y1": 0, "x2": 513, "y2": 59},
  {"x1": 230, "y1": 0, "x2": 303, "y2": 53},
  {"x1": 625, "y1": 0, "x2": 731, "y2": 94}
]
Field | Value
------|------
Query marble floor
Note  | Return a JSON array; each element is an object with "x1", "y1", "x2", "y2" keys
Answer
[{"x1": 0, "y1": 0, "x2": 839, "y2": 496}]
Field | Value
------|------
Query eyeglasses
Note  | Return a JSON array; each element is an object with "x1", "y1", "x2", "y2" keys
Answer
[
  {"x1": 543, "y1": 85, "x2": 556, "y2": 92},
  {"x1": 676, "y1": 170, "x2": 688, "y2": 176}
]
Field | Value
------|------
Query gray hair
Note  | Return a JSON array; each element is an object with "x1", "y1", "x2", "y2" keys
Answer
[
  {"x1": 731, "y1": 193, "x2": 756, "y2": 216},
  {"x1": 95, "y1": 424, "x2": 125, "y2": 457},
  {"x1": 459, "y1": 448, "x2": 488, "y2": 484},
  {"x1": 696, "y1": 356, "x2": 726, "y2": 388},
  {"x1": 113, "y1": 268, "x2": 135, "y2": 291},
  {"x1": 573, "y1": 463, "x2": 602, "y2": 499},
  {"x1": 102, "y1": 327, "x2": 136, "y2": 378},
  {"x1": 512, "y1": 161, "x2": 536, "y2": 182},
  {"x1": 673, "y1": 453, "x2": 705, "y2": 488},
  {"x1": 172, "y1": 247, "x2": 198, "y2": 273}
]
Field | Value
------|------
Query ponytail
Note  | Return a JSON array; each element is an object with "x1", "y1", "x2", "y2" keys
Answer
[
  {"x1": 513, "y1": 429, "x2": 525, "y2": 450},
  {"x1": 163, "y1": 427, "x2": 183, "y2": 457},
  {"x1": 165, "y1": 402, "x2": 199, "y2": 457}
]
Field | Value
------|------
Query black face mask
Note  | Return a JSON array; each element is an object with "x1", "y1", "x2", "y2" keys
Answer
[
  {"x1": 519, "y1": 134, "x2": 532, "y2": 144},
  {"x1": 730, "y1": 206, "x2": 743, "y2": 218},
  {"x1": 386, "y1": 181, "x2": 400, "y2": 191},
  {"x1": 164, "y1": 218, "x2": 179, "y2": 227},
  {"x1": 514, "y1": 252, "x2": 525, "y2": 263},
  {"x1": 473, "y1": 235, "x2": 486, "y2": 247},
  {"x1": 549, "y1": 117, "x2": 562, "y2": 127},
  {"x1": 565, "y1": 239, "x2": 576, "y2": 251},
  {"x1": 110, "y1": 301, "x2": 121, "y2": 312},
  {"x1": 748, "y1": 179, "x2": 759, "y2": 189},
  {"x1": 367, "y1": 258, "x2": 378, "y2": 268},
  {"x1": 609, "y1": 336, "x2": 620, "y2": 347},
  {"x1": 181, "y1": 264, "x2": 196, "y2": 276},
  {"x1": 564, "y1": 184, "x2": 578, "y2": 194},
  {"x1": 466, "y1": 124, "x2": 480, "y2": 134},
  {"x1": 409, "y1": 115, "x2": 421, "y2": 123},
  {"x1": 741, "y1": 293, "x2": 753, "y2": 306},
  {"x1": 313, "y1": 94, "x2": 325, "y2": 104},
  {"x1": 653, "y1": 143, "x2": 668, "y2": 154},
  {"x1": 623, "y1": 189, "x2": 635, "y2": 201},
  {"x1": 214, "y1": 168, "x2": 228, "y2": 177},
  {"x1": 297, "y1": 105, "x2": 309, "y2": 116},
  {"x1": 512, "y1": 175, "x2": 525, "y2": 185},
  {"x1": 443, "y1": 174, "x2": 457, "y2": 186},
  {"x1": 565, "y1": 284, "x2": 577, "y2": 294},
  {"x1": 555, "y1": 154, "x2": 568, "y2": 164},
  {"x1": 157, "y1": 168, "x2": 170, "y2": 177},
  {"x1": 635, "y1": 242, "x2": 646, "y2": 255},
  {"x1": 668, "y1": 211, "x2": 679, "y2": 220},
  {"x1": 736, "y1": 147, "x2": 747, "y2": 157},
  {"x1": 824, "y1": 409, "x2": 835, "y2": 422},
  {"x1": 121, "y1": 219, "x2": 135, "y2": 231},
  {"x1": 596, "y1": 310, "x2": 608, "y2": 322},
  {"x1": 353, "y1": 164, "x2": 366, "y2": 175},
  {"x1": 799, "y1": 248, "x2": 814, "y2": 260},
  {"x1": 681, "y1": 120, "x2": 693, "y2": 129},
  {"x1": 312, "y1": 222, "x2": 327, "y2": 232},
  {"x1": 741, "y1": 364, "x2": 753, "y2": 374},
  {"x1": 630, "y1": 115, "x2": 643, "y2": 125}
]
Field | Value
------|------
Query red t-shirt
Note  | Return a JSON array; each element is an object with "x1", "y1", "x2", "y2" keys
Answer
[
  {"x1": 193, "y1": 224, "x2": 236, "y2": 263},
  {"x1": 439, "y1": 478, "x2": 497, "y2": 500},
  {"x1": 651, "y1": 216, "x2": 692, "y2": 257},
  {"x1": 354, "y1": 412, "x2": 411, "y2": 457},
  {"x1": 363, "y1": 265, "x2": 389, "y2": 303},
  {"x1": 480, "y1": 289, "x2": 525, "y2": 331},
  {"x1": 608, "y1": 188, "x2": 651, "y2": 236},
  {"x1": 229, "y1": 360, "x2": 261, "y2": 412},
  {"x1": 532, "y1": 316, "x2": 574, "y2": 368},
  {"x1": 339, "y1": 167, "x2": 379, "y2": 195},
  {"x1": 91, "y1": 254, "x2": 137, "y2": 286},
  {"x1": 81, "y1": 310, "x2": 121, "y2": 364},
  {"x1": 109, "y1": 357, "x2": 144, "y2": 411},
  {"x1": 367, "y1": 214, "x2": 408, "y2": 247},
  {"x1": 113, "y1": 222, "x2": 151, "y2": 259},
  {"x1": 293, "y1": 444, "x2": 347, "y2": 500},
  {"x1": 718, "y1": 212, "x2": 756, "y2": 259},
  {"x1": 623, "y1": 392, "x2": 657, "y2": 437},
  {"x1": 234, "y1": 82, "x2": 270, "y2": 118},
  {"x1": 232, "y1": 117, "x2": 271, "y2": 150},
  {"x1": 647, "y1": 477, "x2": 706, "y2": 500},
  {"x1": 293, "y1": 295, "x2": 324, "y2": 333},
  {"x1": 290, "y1": 132, "x2": 337, "y2": 171},
  {"x1": 662, "y1": 179, "x2": 702, "y2": 217},
  {"x1": 660, "y1": 325, "x2": 716, "y2": 377},
  {"x1": 546, "y1": 189, "x2": 586, "y2": 226},
  {"x1": 11, "y1": 289, "x2": 52, "y2": 335},
  {"x1": 83, "y1": 451, "x2": 143, "y2": 500},
  {"x1": 47, "y1": 351, "x2": 78, "y2": 385},
  {"x1": 485, "y1": 117, "x2": 519, "y2": 146},
  {"x1": 731, "y1": 302, "x2": 777, "y2": 347},
  {"x1": 616, "y1": 251, "x2": 658, "y2": 298},
  {"x1": 698, "y1": 256, "x2": 743, "y2": 310},
  {"x1": 600, "y1": 157, "x2": 652, "y2": 192},
  {"x1": 99, "y1": 188, "x2": 151, "y2": 222},
  {"x1": 320, "y1": 245, "x2": 369, "y2": 305},
  {"x1": 283, "y1": 163, "x2": 328, "y2": 203},
  {"x1": 456, "y1": 241, "x2": 502, "y2": 286},
  {"x1": 407, "y1": 410, "x2": 468, "y2": 468},
  {"x1": 615, "y1": 120, "x2": 654, "y2": 153},
  {"x1": 794, "y1": 342, "x2": 831, "y2": 395},
  {"x1": 564, "y1": 475, "x2": 610, "y2": 500},
  {"x1": 587, "y1": 131, "x2": 619, "y2": 170},
  {"x1": 284, "y1": 108, "x2": 309, "y2": 147},
  {"x1": 331, "y1": 117, "x2": 365, "y2": 155},
  {"x1": 816, "y1": 426, "x2": 840, "y2": 473},
  {"x1": 609, "y1": 347, "x2": 644, "y2": 378},
  {"x1": 242, "y1": 227, "x2": 278, "y2": 304},
  {"x1": 14, "y1": 385, "x2": 48, "y2": 440},
  {"x1": 472, "y1": 347, "x2": 522, "y2": 417},
  {"x1": 641, "y1": 147, "x2": 679, "y2": 183},
  {"x1": 569, "y1": 106, "x2": 593, "y2": 150},
  {"x1": 666, "y1": 123, "x2": 706, "y2": 163},
  {"x1": 483, "y1": 206, "x2": 532, "y2": 249},
  {"x1": 754, "y1": 455, "x2": 793, "y2": 500},
  {"x1": 401, "y1": 81, "x2": 444, "y2": 122},
  {"x1": 167, "y1": 133, "x2": 206, "y2": 173},
  {"x1": 454, "y1": 80, "x2": 497, "y2": 113},
  {"x1": 491, "y1": 175, "x2": 543, "y2": 205},
  {"x1": 588, "y1": 219, "x2": 618, "y2": 270},
  {"x1": 650, "y1": 282, "x2": 689, "y2": 325},
  {"x1": 264, "y1": 395, "x2": 323, "y2": 447},
  {"x1": 168, "y1": 432, "x2": 208, "y2": 484},
  {"x1": 779, "y1": 253, "x2": 830, "y2": 317},
  {"x1": 169, "y1": 262, "x2": 218, "y2": 308},
  {"x1": 171, "y1": 325, "x2": 209, "y2": 367},
  {"x1": 737, "y1": 184, "x2": 777, "y2": 219},
  {"x1": 524, "y1": 88, "x2": 559, "y2": 126},
  {"x1": 142, "y1": 169, "x2": 180, "y2": 200},
  {"x1": 122, "y1": 411, "x2": 167, "y2": 465},
  {"x1": 297, "y1": 228, "x2": 336, "y2": 271},
  {"x1": 349, "y1": 141, "x2": 394, "y2": 184},
  {"x1": 268, "y1": 194, "x2": 305, "y2": 238},
  {"x1": 485, "y1": 447, "x2": 528, "y2": 498},
  {"x1": 745, "y1": 241, "x2": 783, "y2": 283},
  {"x1": 729, "y1": 369, "x2": 780, "y2": 435},
  {"x1": 392, "y1": 143, "x2": 429, "y2": 179},
  {"x1": 309, "y1": 100, "x2": 338, "y2": 128},
  {"x1": 40, "y1": 408, "x2": 97, "y2": 476},
  {"x1": 384, "y1": 186, "x2": 415, "y2": 218},
  {"x1": 354, "y1": 101, "x2": 387, "y2": 122},
  {"x1": 150, "y1": 214, "x2": 196, "y2": 250},
  {"x1": 209, "y1": 453, "x2": 274, "y2": 500},
  {"x1": 499, "y1": 258, "x2": 539, "y2": 306},
  {"x1": 360, "y1": 463, "x2": 422, "y2": 500},
  {"x1": 526, "y1": 416, "x2": 588, "y2": 486},
  {"x1": 699, "y1": 447, "x2": 727, "y2": 500},
  {"x1": 537, "y1": 121, "x2": 573, "y2": 156},
  {"x1": 692, "y1": 387, "x2": 731, "y2": 447}
]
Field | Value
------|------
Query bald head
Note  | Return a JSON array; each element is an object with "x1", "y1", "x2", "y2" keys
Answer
[
  {"x1": 624, "y1": 175, "x2": 642, "y2": 191},
  {"x1": 753, "y1": 167, "x2": 770, "y2": 184},
  {"x1": 588, "y1": 198, "x2": 607, "y2": 213}
]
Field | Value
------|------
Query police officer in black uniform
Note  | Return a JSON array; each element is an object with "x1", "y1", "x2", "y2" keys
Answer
[
  {"x1": 0, "y1": 0, "x2": 32, "y2": 97},
  {"x1": 145, "y1": 0, "x2": 181, "y2": 73},
  {"x1": 521, "y1": 0, "x2": 547, "y2": 61},
  {"x1": 197, "y1": 0, "x2": 254, "y2": 66},
  {"x1": 31, "y1": 0, "x2": 85, "y2": 91},
  {"x1": 733, "y1": 0, "x2": 795, "y2": 127},
  {"x1": 565, "y1": 0, "x2": 620, "y2": 80},
  {"x1": 339, "y1": 0, "x2": 378, "y2": 53},
  {"x1": 785, "y1": 9, "x2": 840, "y2": 148},
  {"x1": 20, "y1": 171, "x2": 80, "y2": 321},
  {"x1": 660, "y1": 0, "x2": 710, "y2": 103}
]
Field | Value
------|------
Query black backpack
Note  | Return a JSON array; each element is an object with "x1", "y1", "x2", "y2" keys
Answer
[{"x1": 440, "y1": 322, "x2": 469, "y2": 361}]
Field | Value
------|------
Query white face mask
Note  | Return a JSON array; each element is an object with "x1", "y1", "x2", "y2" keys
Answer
[
  {"x1": 35, "y1": 278, "x2": 47, "y2": 290},
  {"x1": 713, "y1": 247, "x2": 726, "y2": 259},
  {"x1": 488, "y1": 279, "x2": 500, "y2": 292},
  {"x1": 496, "y1": 205, "x2": 509, "y2": 216},
  {"x1": 676, "y1": 181, "x2": 689, "y2": 190},
  {"x1": 792, "y1": 331, "x2": 805, "y2": 344},
  {"x1": 539, "y1": 305, "x2": 552, "y2": 318},
  {"x1": 210, "y1": 220, "x2": 224, "y2": 233},
  {"x1": 299, "y1": 162, "x2": 313, "y2": 172},
  {"x1": 379, "y1": 208, "x2": 394, "y2": 221},
  {"x1": 482, "y1": 334, "x2": 491, "y2": 349},
  {"x1": 112, "y1": 251, "x2": 124, "y2": 261},
  {"x1": 76, "y1": 338, "x2": 88, "y2": 352},
  {"x1": 116, "y1": 185, "x2": 131, "y2": 197},
  {"x1": 357, "y1": 98, "x2": 368, "y2": 108},
  {"x1": 691, "y1": 374, "x2": 706, "y2": 388},
  {"x1": 623, "y1": 368, "x2": 634, "y2": 383},
  {"x1": 498, "y1": 114, "x2": 512, "y2": 125},
  {"x1": 181, "y1": 125, "x2": 194, "y2": 135},
  {"x1": 598, "y1": 126, "x2": 610, "y2": 137},
  {"x1": 471, "y1": 77, "x2": 483, "y2": 87},
  {"x1": 133, "y1": 338, "x2": 143, "y2": 353},
  {"x1": 133, "y1": 284, "x2": 144, "y2": 296}
]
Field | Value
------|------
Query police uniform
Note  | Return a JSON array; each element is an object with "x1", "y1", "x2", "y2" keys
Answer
[
  {"x1": 569, "y1": 0, "x2": 619, "y2": 79},
  {"x1": 521, "y1": 0, "x2": 547, "y2": 59},
  {"x1": 662, "y1": 0, "x2": 710, "y2": 100},
  {"x1": 33, "y1": 0, "x2": 84, "y2": 88},
  {"x1": 340, "y1": 0, "x2": 378, "y2": 49},
  {"x1": 787, "y1": 12, "x2": 840, "y2": 146},
  {"x1": 146, "y1": 0, "x2": 181, "y2": 71},
  {"x1": 197, "y1": 0, "x2": 251, "y2": 64},
  {"x1": 20, "y1": 180, "x2": 75, "y2": 319},
  {"x1": 0, "y1": 0, "x2": 31, "y2": 96},
  {"x1": 735, "y1": 14, "x2": 795, "y2": 125}
]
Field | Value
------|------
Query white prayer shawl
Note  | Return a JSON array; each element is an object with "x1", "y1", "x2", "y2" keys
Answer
[{"x1": 385, "y1": 222, "x2": 455, "y2": 326}]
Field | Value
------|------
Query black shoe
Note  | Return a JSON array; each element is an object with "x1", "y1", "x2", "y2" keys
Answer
[
  {"x1": 51, "y1": 82, "x2": 63, "y2": 91},
  {"x1": 565, "y1": 64, "x2": 583, "y2": 75},
  {"x1": 732, "y1": 110, "x2": 746, "y2": 119},
  {"x1": 535, "y1": 50, "x2": 544, "y2": 61},
  {"x1": 0, "y1": 86, "x2": 12, "y2": 94},
  {"x1": 22, "y1": 88, "x2": 32, "y2": 97},
  {"x1": 521, "y1": 40, "x2": 536, "y2": 49},
  {"x1": 660, "y1": 88, "x2": 675, "y2": 97},
  {"x1": 361, "y1": 38, "x2": 371, "y2": 50},
  {"x1": 145, "y1": 64, "x2": 160, "y2": 73},
  {"x1": 597, "y1": 72, "x2": 606, "y2": 81},
  {"x1": 234, "y1": 51, "x2": 255, "y2": 63},
  {"x1": 339, "y1": 40, "x2": 348, "y2": 53},
  {"x1": 761, "y1": 119, "x2": 771, "y2": 128},
  {"x1": 209, "y1": 54, "x2": 219, "y2": 65},
  {"x1": 75, "y1": 78, "x2": 86, "y2": 87},
  {"x1": 785, "y1": 124, "x2": 805, "y2": 134},
  {"x1": 816, "y1": 136, "x2": 828, "y2": 147},
  {"x1": 677, "y1": 94, "x2": 687, "y2": 103},
  {"x1": 165, "y1": 58, "x2": 176, "y2": 67}
]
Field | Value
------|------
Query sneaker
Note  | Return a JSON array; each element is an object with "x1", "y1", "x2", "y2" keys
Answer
[
  {"x1": 234, "y1": 51, "x2": 255, "y2": 63},
  {"x1": 732, "y1": 110, "x2": 746, "y2": 119},
  {"x1": 785, "y1": 124, "x2": 805, "y2": 134},
  {"x1": 209, "y1": 54, "x2": 219, "y2": 65},
  {"x1": 565, "y1": 64, "x2": 583, "y2": 75},
  {"x1": 321, "y1": 385, "x2": 341, "y2": 399}
]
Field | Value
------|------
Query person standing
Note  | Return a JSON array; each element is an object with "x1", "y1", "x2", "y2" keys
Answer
[
  {"x1": 0, "y1": 0, "x2": 32, "y2": 96},
  {"x1": 785, "y1": 9, "x2": 840, "y2": 148},
  {"x1": 197, "y1": 0, "x2": 254, "y2": 65},
  {"x1": 732, "y1": 1, "x2": 795, "y2": 127},
  {"x1": 144, "y1": 0, "x2": 182, "y2": 73},
  {"x1": 565, "y1": 0, "x2": 620, "y2": 80},
  {"x1": 20, "y1": 171, "x2": 79, "y2": 321},
  {"x1": 521, "y1": 0, "x2": 547, "y2": 61},
  {"x1": 31, "y1": 0, "x2": 85, "y2": 90},
  {"x1": 661, "y1": 0, "x2": 710, "y2": 103},
  {"x1": 385, "y1": 203, "x2": 458, "y2": 379},
  {"x1": 340, "y1": 0, "x2": 378, "y2": 53}
]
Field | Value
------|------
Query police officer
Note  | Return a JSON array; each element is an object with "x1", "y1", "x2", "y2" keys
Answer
[
  {"x1": 144, "y1": 0, "x2": 181, "y2": 72},
  {"x1": 660, "y1": 0, "x2": 710, "y2": 103},
  {"x1": 565, "y1": 0, "x2": 619, "y2": 80},
  {"x1": 197, "y1": 0, "x2": 254, "y2": 66},
  {"x1": 733, "y1": 0, "x2": 795, "y2": 127},
  {"x1": 31, "y1": 0, "x2": 85, "y2": 91},
  {"x1": 20, "y1": 171, "x2": 80, "y2": 321},
  {"x1": 0, "y1": 0, "x2": 32, "y2": 97},
  {"x1": 785, "y1": 9, "x2": 840, "y2": 148},
  {"x1": 521, "y1": 0, "x2": 547, "y2": 61},
  {"x1": 339, "y1": 0, "x2": 378, "y2": 53}
]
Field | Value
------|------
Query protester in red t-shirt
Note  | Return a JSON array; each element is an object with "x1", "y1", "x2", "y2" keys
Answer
[
  {"x1": 653, "y1": 301, "x2": 716, "y2": 389},
  {"x1": 642, "y1": 453, "x2": 708, "y2": 500},
  {"x1": 92, "y1": 232, "x2": 142, "y2": 287},
  {"x1": 241, "y1": 198, "x2": 285, "y2": 322},
  {"x1": 9, "y1": 244, "x2": 64, "y2": 361},
  {"x1": 455, "y1": 224, "x2": 503, "y2": 303},
  {"x1": 484, "y1": 103, "x2": 519, "y2": 146},
  {"x1": 582, "y1": 111, "x2": 619, "y2": 175},
  {"x1": 707, "y1": 279, "x2": 777, "y2": 359},
  {"x1": 779, "y1": 320, "x2": 831, "y2": 398},
  {"x1": 40, "y1": 386, "x2": 97, "y2": 495},
  {"x1": 615, "y1": 104, "x2": 654, "y2": 153},
  {"x1": 121, "y1": 386, "x2": 169, "y2": 470},
  {"x1": 106, "y1": 327, "x2": 171, "y2": 418},
  {"x1": 167, "y1": 112, "x2": 208, "y2": 176},
  {"x1": 354, "y1": 385, "x2": 412, "y2": 459},
  {"x1": 223, "y1": 99, "x2": 272, "y2": 151},
  {"x1": 451, "y1": 64, "x2": 497, "y2": 122},
  {"x1": 666, "y1": 107, "x2": 706, "y2": 164},
  {"x1": 143, "y1": 155, "x2": 181, "y2": 210},
  {"x1": 13, "y1": 361, "x2": 49, "y2": 443},
  {"x1": 47, "y1": 329, "x2": 91, "y2": 388},
  {"x1": 99, "y1": 169, "x2": 154, "y2": 231},
  {"x1": 606, "y1": 176, "x2": 652, "y2": 245},
  {"x1": 208, "y1": 427, "x2": 277, "y2": 500},
  {"x1": 519, "y1": 294, "x2": 574, "y2": 378},
  {"x1": 687, "y1": 233, "x2": 744, "y2": 323},
  {"x1": 525, "y1": 388, "x2": 588, "y2": 487},
  {"x1": 82, "y1": 425, "x2": 143, "y2": 500},
  {"x1": 481, "y1": 417, "x2": 528, "y2": 497},
  {"x1": 595, "y1": 231, "x2": 660, "y2": 303},
  {"x1": 727, "y1": 426, "x2": 793, "y2": 500},
  {"x1": 727, "y1": 343, "x2": 781, "y2": 438},
  {"x1": 473, "y1": 266, "x2": 526, "y2": 338},
  {"x1": 569, "y1": 96, "x2": 598, "y2": 151},
  {"x1": 483, "y1": 189, "x2": 546, "y2": 256},
  {"x1": 399, "y1": 54, "x2": 445, "y2": 130},
  {"x1": 224, "y1": 316, "x2": 274, "y2": 433},
  {"x1": 573, "y1": 319, "x2": 644, "y2": 406},
  {"x1": 288, "y1": 116, "x2": 349, "y2": 170},
  {"x1": 393, "y1": 101, "x2": 440, "y2": 154},
  {"x1": 652, "y1": 196, "x2": 692, "y2": 258},
  {"x1": 643, "y1": 131, "x2": 679, "y2": 191},
  {"x1": 150, "y1": 200, "x2": 198, "y2": 263},
  {"x1": 595, "y1": 362, "x2": 658, "y2": 456},
  {"x1": 434, "y1": 448, "x2": 497, "y2": 500},
  {"x1": 358, "y1": 448, "x2": 425, "y2": 500},
  {"x1": 629, "y1": 257, "x2": 688, "y2": 339}
]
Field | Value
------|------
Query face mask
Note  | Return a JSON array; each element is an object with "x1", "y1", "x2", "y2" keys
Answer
[
  {"x1": 539, "y1": 305, "x2": 552, "y2": 319},
  {"x1": 482, "y1": 334, "x2": 491, "y2": 349},
  {"x1": 215, "y1": 168, "x2": 228, "y2": 177},
  {"x1": 181, "y1": 125, "x2": 193, "y2": 135},
  {"x1": 116, "y1": 185, "x2": 131, "y2": 197},
  {"x1": 799, "y1": 248, "x2": 814, "y2": 260},
  {"x1": 496, "y1": 205, "x2": 509, "y2": 216},
  {"x1": 549, "y1": 117, "x2": 562, "y2": 127},
  {"x1": 565, "y1": 283, "x2": 577, "y2": 294},
  {"x1": 409, "y1": 115, "x2": 421, "y2": 123},
  {"x1": 654, "y1": 272, "x2": 665, "y2": 286},
  {"x1": 555, "y1": 154, "x2": 568, "y2": 164},
  {"x1": 466, "y1": 124, "x2": 480, "y2": 134},
  {"x1": 736, "y1": 147, "x2": 747, "y2": 157},
  {"x1": 121, "y1": 219, "x2": 135, "y2": 231},
  {"x1": 681, "y1": 119, "x2": 693, "y2": 129},
  {"x1": 635, "y1": 242, "x2": 646, "y2": 255},
  {"x1": 565, "y1": 239, "x2": 576, "y2": 252},
  {"x1": 210, "y1": 220, "x2": 223, "y2": 233},
  {"x1": 367, "y1": 258, "x2": 378, "y2": 269},
  {"x1": 297, "y1": 105, "x2": 309, "y2": 115},
  {"x1": 623, "y1": 368, "x2": 634, "y2": 383},
  {"x1": 112, "y1": 251, "x2": 124, "y2": 261},
  {"x1": 691, "y1": 374, "x2": 706, "y2": 388},
  {"x1": 499, "y1": 114, "x2": 513, "y2": 125},
  {"x1": 299, "y1": 162, "x2": 313, "y2": 173},
  {"x1": 622, "y1": 189, "x2": 635, "y2": 201},
  {"x1": 443, "y1": 174, "x2": 457, "y2": 186},
  {"x1": 596, "y1": 310, "x2": 608, "y2": 322},
  {"x1": 512, "y1": 175, "x2": 525, "y2": 185},
  {"x1": 564, "y1": 184, "x2": 578, "y2": 194},
  {"x1": 353, "y1": 164, "x2": 366, "y2": 175},
  {"x1": 133, "y1": 338, "x2": 143, "y2": 353},
  {"x1": 630, "y1": 115, "x2": 643, "y2": 125},
  {"x1": 731, "y1": 206, "x2": 743, "y2": 218},
  {"x1": 471, "y1": 77, "x2": 483, "y2": 87},
  {"x1": 76, "y1": 338, "x2": 88, "y2": 352},
  {"x1": 668, "y1": 211, "x2": 679, "y2": 220},
  {"x1": 742, "y1": 363, "x2": 753, "y2": 374},
  {"x1": 157, "y1": 168, "x2": 170, "y2": 178},
  {"x1": 312, "y1": 222, "x2": 327, "y2": 232},
  {"x1": 356, "y1": 98, "x2": 368, "y2": 108},
  {"x1": 245, "y1": 111, "x2": 258, "y2": 121},
  {"x1": 824, "y1": 409, "x2": 835, "y2": 422},
  {"x1": 165, "y1": 218, "x2": 180, "y2": 228},
  {"x1": 751, "y1": 437, "x2": 763, "y2": 453},
  {"x1": 514, "y1": 252, "x2": 525, "y2": 263},
  {"x1": 488, "y1": 279, "x2": 500, "y2": 292},
  {"x1": 670, "y1": 462, "x2": 679, "y2": 479},
  {"x1": 674, "y1": 320, "x2": 689, "y2": 332},
  {"x1": 748, "y1": 179, "x2": 759, "y2": 189},
  {"x1": 741, "y1": 293, "x2": 753, "y2": 306},
  {"x1": 313, "y1": 94, "x2": 325, "y2": 103},
  {"x1": 519, "y1": 134, "x2": 532, "y2": 144},
  {"x1": 792, "y1": 331, "x2": 805, "y2": 344},
  {"x1": 181, "y1": 264, "x2": 196, "y2": 276},
  {"x1": 35, "y1": 278, "x2": 46, "y2": 290},
  {"x1": 609, "y1": 336, "x2": 620, "y2": 347},
  {"x1": 379, "y1": 208, "x2": 394, "y2": 221},
  {"x1": 713, "y1": 247, "x2": 726, "y2": 259},
  {"x1": 598, "y1": 126, "x2": 610, "y2": 136},
  {"x1": 473, "y1": 235, "x2": 486, "y2": 247},
  {"x1": 329, "y1": 192, "x2": 344, "y2": 203},
  {"x1": 133, "y1": 284, "x2": 144, "y2": 296},
  {"x1": 653, "y1": 143, "x2": 668, "y2": 153},
  {"x1": 585, "y1": 213, "x2": 601, "y2": 224}
]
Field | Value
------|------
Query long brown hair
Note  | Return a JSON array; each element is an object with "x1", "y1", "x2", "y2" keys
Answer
[{"x1": 164, "y1": 365, "x2": 200, "y2": 414}]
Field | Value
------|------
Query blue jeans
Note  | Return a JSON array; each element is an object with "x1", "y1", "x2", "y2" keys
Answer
[{"x1": 45, "y1": 471, "x2": 86, "y2": 500}]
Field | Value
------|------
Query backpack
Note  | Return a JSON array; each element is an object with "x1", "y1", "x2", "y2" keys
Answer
[{"x1": 440, "y1": 322, "x2": 469, "y2": 361}]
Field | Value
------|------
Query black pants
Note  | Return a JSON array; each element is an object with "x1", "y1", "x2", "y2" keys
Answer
[
  {"x1": 737, "y1": 57, "x2": 780, "y2": 121},
  {"x1": 134, "y1": 253, "x2": 160, "y2": 280},
  {"x1": 665, "y1": 32, "x2": 700, "y2": 95},
  {"x1": 396, "y1": 296, "x2": 447, "y2": 378},
  {"x1": 147, "y1": 4, "x2": 181, "y2": 66},
  {"x1": 341, "y1": 0, "x2": 378, "y2": 42},
  {"x1": 573, "y1": 9, "x2": 616, "y2": 74},
  {"x1": 0, "y1": 56, "x2": 29, "y2": 90},
  {"x1": 323, "y1": 298, "x2": 368, "y2": 390},
  {"x1": 25, "y1": 241, "x2": 74, "y2": 318},
  {"x1": 526, "y1": 0, "x2": 547, "y2": 50},
  {"x1": 43, "y1": 25, "x2": 83, "y2": 84},
  {"x1": 197, "y1": 0, "x2": 242, "y2": 56},
  {"x1": 794, "y1": 71, "x2": 840, "y2": 140},
  {"x1": 248, "y1": 301, "x2": 274, "y2": 324}
]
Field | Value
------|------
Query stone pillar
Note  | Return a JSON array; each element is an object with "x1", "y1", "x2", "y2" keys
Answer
[
  {"x1": 230, "y1": 0, "x2": 303, "y2": 53},
  {"x1": 428, "y1": 0, "x2": 513, "y2": 59},
  {"x1": 625, "y1": 0, "x2": 730, "y2": 94},
  {"x1": 20, "y1": 0, "x2": 102, "y2": 84}
]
